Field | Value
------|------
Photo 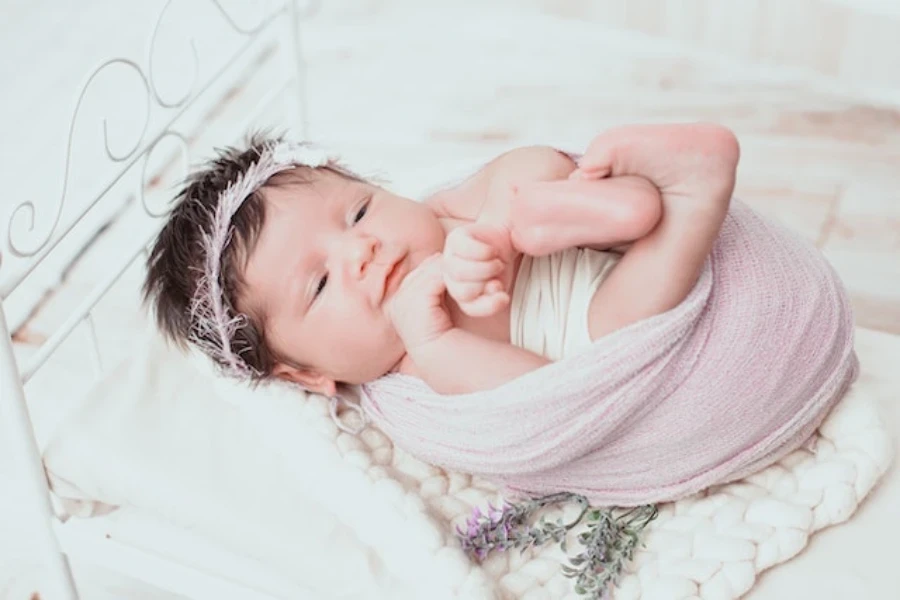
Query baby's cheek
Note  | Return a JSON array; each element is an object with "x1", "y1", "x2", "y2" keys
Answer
[{"x1": 335, "y1": 316, "x2": 396, "y2": 357}]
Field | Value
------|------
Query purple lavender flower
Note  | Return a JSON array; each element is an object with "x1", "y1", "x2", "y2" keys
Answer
[
  {"x1": 455, "y1": 498, "x2": 525, "y2": 561},
  {"x1": 452, "y1": 494, "x2": 658, "y2": 600}
]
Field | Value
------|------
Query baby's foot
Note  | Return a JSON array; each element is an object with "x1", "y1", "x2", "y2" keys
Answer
[{"x1": 575, "y1": 123, "x2": 740, "y2": 203}]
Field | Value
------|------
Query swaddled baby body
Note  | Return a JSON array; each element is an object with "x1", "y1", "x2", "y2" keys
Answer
[
  {"x1": 145, "y1": 123, "x2": 859, "y2": 505},
  {"x1": 144, "y1": 122, "x2": 738, "y2": 400}
]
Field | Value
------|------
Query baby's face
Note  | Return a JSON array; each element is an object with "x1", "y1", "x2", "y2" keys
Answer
[{"x1": 241, "y1": 169, "x2": 445, "y2": 394}]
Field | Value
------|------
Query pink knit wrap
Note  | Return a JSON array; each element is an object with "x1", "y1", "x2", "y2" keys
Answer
[{"x1": 360, "y1": 200, "x2": 858, "y2": 506}]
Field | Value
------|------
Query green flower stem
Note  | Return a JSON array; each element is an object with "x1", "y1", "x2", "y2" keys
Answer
[{"x1": 455, "y1": 493, "x2": 658, "y2": 599}]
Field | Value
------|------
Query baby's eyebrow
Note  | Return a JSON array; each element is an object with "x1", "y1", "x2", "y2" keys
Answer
[{"x1": 340, "y1": 179, "x2": 370, "y2": 201}]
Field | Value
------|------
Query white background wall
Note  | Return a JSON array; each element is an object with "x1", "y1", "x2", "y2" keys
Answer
[{"x1": 4, "y1": 0, "x2": 900, "y2": 332}]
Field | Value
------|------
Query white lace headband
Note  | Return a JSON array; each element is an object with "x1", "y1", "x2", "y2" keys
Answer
[{"x1": 187, "y1": 141, "x2": 331, "y2": 379}]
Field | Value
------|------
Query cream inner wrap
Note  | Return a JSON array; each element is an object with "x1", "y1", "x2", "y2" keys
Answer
[{"x1": 510, "y1": 247, "x2": 620, "y2": 360}]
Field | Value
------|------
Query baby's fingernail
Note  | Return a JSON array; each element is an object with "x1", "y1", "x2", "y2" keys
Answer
[{"x1": 486, "y1": 281, "x2": 502, "y2": 294}]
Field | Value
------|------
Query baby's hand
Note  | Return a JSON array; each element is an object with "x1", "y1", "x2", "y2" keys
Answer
[
  {"x1": 443, "y1": 223, "x2": 514, "y2": 318},
  {"x1": 386, "y1": 254, "x2": 454, "y2": 353}
]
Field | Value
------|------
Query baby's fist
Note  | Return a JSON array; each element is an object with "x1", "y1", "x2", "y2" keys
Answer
[
  {"x1": 443, "y1": 223, "x2": 514, "y2": 318},
  {"x1": 387, "y1": 254, "x2": 453, "y2": 352}
]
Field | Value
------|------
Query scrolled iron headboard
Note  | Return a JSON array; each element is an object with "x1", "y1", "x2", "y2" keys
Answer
[{"x1": 0, "y1": 2, "x2": 317, "y2": 597}]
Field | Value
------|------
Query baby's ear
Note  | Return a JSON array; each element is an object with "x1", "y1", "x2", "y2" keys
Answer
[{"x1": 272, "y1": 363, "x2": 337, "y2": 397}]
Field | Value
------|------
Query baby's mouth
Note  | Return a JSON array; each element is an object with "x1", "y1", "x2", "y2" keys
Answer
[{"x1": 380, "y1": 252, "x2": 407, "y2": 304}]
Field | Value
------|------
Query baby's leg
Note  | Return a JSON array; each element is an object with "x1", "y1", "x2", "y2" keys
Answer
[
  {"x1": 510, "y1": 175, "x2": 661, "y2": 257},
  {"x1": 579, "y1": 124, "x2": 740, "y2": 340}
]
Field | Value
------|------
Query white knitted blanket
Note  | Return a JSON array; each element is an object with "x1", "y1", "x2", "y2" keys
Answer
[
  {"x1": 18, "y1": 329, "x2": 893, "y2": 599},
  {"x1": 239, "y1": 363, "x2": 892, "y2": 600}
]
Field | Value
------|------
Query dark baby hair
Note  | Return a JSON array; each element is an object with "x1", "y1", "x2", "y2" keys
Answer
[{"x1": 142, "y1": 131, "x2": 364, "y2": 381}]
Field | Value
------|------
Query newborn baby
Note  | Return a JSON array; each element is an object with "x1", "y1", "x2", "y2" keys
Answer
[{"x1": 144, "y1": 123, "x2": 740, "y2": 398}]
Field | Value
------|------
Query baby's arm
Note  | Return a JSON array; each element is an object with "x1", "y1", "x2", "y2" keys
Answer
[
  {"x1": 388, "y1": 252, "x2": 549, "y2": 395},
  {"x1": 408, "y1": 328, "x2": 550, "y2": 395},
  {"x1": 474, "y1": 147, "x2": 662, "y2": 254},
  {"x1": 437, "y1": 147, "x2": 664, "y2": 315}
]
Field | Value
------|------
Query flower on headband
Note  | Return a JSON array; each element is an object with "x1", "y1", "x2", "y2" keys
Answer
[{"x1": 271, "y1": 142, "x2": 332, "y2": 168}]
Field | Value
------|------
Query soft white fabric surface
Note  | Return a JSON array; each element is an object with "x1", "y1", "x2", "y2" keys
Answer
[
  {"x1": 36, "y1": 160, "x2": 898, "y2": 598},
  {"x1": 41, "y1": 324, "x2": 896, "y2": 599}
]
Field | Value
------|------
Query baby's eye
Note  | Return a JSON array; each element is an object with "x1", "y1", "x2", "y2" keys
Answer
[
  {"x1": 352, "y1": 202, "x2": 369, "y2": 224},
  {"x1": 314, "y1": 273, "x2": 328, "y2": 298}
]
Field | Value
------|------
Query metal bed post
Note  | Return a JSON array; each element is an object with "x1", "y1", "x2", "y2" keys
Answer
[
  {"x1": 286, "y1": 0, "x2": 317, "y2": 138},
  {"x1": 0, "y1": 303, "x2": 80, "y2": 600}
]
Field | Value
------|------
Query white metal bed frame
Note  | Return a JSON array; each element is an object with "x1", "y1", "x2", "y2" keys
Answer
[{"x1": 0, "y1": 1, "x2": 318, "y2": 598}]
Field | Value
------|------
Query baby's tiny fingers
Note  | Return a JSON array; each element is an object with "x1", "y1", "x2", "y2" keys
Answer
[
  {"x1": 399, "y1": 254, "x2": 445, "y2": 296},
  {"x1": 574, "y1": 163, "x2": 611, "y2": 179},
  {"x1": 447, "y1": 229, "x2": 496, "y2": 261},
  {"x1": 446, "y1": 279, "x2": 484, "y2": 303},
  {"x1": 444, "y1": 258, "x2": 504, "y2": 283},
  {"x1": 466, "y1": 223, "x2": 509, "y2": 250},
  {"x1": 459, "y1": 291, "x2": 510, "y2": 318},
  {"x1": 484, "y1": 279, "x2": 503, "y2": 295}
]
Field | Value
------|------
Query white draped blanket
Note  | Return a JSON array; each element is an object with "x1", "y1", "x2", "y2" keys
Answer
[
  {"x1": 38, "y1": 329, "x2": 893, "y2": 599},
  {"x1": 236, "y1": 351, "x2": 893, "y2": 599}
]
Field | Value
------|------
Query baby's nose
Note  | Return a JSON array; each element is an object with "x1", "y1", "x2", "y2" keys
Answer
[{"x1": 347, "y1": 235, "x2": 379, "y2": 279}]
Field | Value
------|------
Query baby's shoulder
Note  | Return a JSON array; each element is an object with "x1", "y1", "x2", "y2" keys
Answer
[
  {"x1": 425, "y1": 145, "x2": 576, "y2": 223},
  {"x1": 490, "y1": 145, "x2": 577, "y2": 179}
]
